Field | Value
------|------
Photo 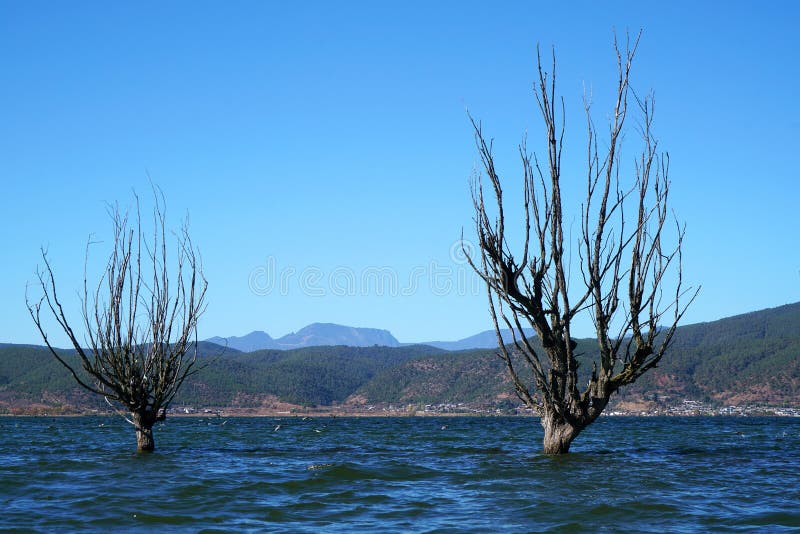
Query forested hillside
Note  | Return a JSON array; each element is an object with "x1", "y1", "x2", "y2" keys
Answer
[
  {"x1": 177, "y1": 344, "x2": 443, "y2": 407},
  {"x1": 0, "y1": 343, "x2": 444, "y2": 413},
  {"x1": 624, "y1": 302, "x2": 800, "y2": 405},
  {"x1": 1, "y1": 303, "x2": 798, "y2": 413}
]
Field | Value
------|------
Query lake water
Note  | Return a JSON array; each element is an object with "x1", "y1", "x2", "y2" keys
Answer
[{"x1": 1, "y1": 416, "x2": 799, "y2": 532}]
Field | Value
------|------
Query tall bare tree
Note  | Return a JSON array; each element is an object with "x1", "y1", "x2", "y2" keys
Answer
[
  {"x1": 466, "y1": 33, "x2": 698, "y2": 454},
  {"x1": 27, "y1": 192, "x2": 207, "y2": 451}
]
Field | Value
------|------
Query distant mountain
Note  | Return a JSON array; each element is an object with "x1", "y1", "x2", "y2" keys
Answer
[
  {"x1": 207, "y1": 323, "x2": 400, "y2": 352},
  {"x1": 207, "y1": 331, "x2": 275, "y2": 352},
  {"x1": 276, "y1": 323, "x2": 399, "y2": 349},
  {"x1": 419, "y1": 328, "x2": 536, "y2": 351},
  {"x1": 207, "y1": 324, "x2": 534, "y2": 352}
]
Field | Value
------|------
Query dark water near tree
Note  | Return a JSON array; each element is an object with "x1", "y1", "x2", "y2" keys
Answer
[{"x1": 2, "y1": 416, "x2": 799, "y2": 532}]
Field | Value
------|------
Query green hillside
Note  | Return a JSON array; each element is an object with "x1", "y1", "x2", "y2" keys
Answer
[
  {"x1": 178, "y1": 344, "x2": 444, "y2": 407},
  {"x1": 1, "y1": 302, "x2": 798, "y2": 413},
  {"x1": 357, "y1": 303, "x2": 800, "y2": 408},
  {"x1": 0, "y1": 342, "x2": 445, "y2": 413},
  {"x1": 623, "y1": 302, "x2": 800, "y2": 405},
  {"x1": 355, "y1": 338, "x2": 600, "y2": 408},
  {"x1": 0, "y1": 341, "x2": 235, "y2": 412},
  {"x1": 357, "y1": 348, "x2": 512, "y2": 405}
]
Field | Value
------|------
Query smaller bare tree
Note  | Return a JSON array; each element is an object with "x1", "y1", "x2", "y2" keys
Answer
[
  {"x1": 466, "y1": 33, "x2": 698, "y2": 454},
  {"x1": 27, "y1": 192, "x2": 207, "y2": 451}
]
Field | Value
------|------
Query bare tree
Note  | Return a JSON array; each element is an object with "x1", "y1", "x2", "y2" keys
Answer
[
  {"x1": 27, "y1": 192, "x2": 207, "y2": 451},
  {"x1": 466, "y1": 33, "x2": 698, "y2": 454}
]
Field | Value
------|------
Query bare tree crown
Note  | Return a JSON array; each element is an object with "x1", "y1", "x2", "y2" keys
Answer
[
  {"x1": 466, "y1": 32, "x2": 698, "y2": 452},
  {"x1": 27, "y1": 191, "x2": 207, "y2": 442}
]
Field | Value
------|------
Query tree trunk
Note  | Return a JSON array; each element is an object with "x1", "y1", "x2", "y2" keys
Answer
[
  {"x1": 133, "y1": 412, "x2": 156, "y2": 452},
  {"x1": 541, "y1": 413, "x2": 580, "y2": 455}
]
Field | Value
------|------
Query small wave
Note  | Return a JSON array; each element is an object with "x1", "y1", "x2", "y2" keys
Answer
[{"x1": 307, "y1": 463, "x2": 335, "y2": 470}]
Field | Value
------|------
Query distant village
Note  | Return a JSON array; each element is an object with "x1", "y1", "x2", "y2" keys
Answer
[
  {"x1": 604, "y1": 399, "x2": 800, "y2": 418},
  {"x1": 169, "y1": 399, "x2": 800, "y2": 418}
]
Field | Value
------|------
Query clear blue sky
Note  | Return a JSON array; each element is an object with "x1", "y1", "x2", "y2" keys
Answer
[{"x1": 2, "y1": 1, "x2": 798, "y2": 346}]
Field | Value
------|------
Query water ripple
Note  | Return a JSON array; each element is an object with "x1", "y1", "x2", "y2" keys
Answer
[{"x1": 1, "y1": 416, "x2": 799, "y2": 531}]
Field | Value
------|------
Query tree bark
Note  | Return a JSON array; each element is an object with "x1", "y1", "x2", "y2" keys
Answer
[
  {"x1": 541, "y1": 412, "x2": 580, "y2": 455},
  {"x1": 133, "y1": 411, "x2": 156, "y2": 452}
]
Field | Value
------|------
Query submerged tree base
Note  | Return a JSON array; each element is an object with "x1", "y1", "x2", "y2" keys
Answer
[
  {"x1": 133, "y1": 409, "x2": 164, "y2": 452},
  {"x1": 541, "y1": 415, "x2": 581, "y2": 455},
  {"x1": 136, "y1": 427, "x2": 155, "y2": 452}
]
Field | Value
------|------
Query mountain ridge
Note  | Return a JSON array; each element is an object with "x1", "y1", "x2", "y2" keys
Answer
[
  {"x1": 206, "y1": 325, "x2": 535, "y2": 352},
  {"x1": 416, "y1": 328, "x2": 537, "y2": 351},
  {"x1": 207, "y1": 323, "x2": 400, "y2": 352}
]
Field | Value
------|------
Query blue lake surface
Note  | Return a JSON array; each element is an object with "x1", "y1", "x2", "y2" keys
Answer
[{"x1": 1, "y1": 416, "x2": 799, "y2": 532}]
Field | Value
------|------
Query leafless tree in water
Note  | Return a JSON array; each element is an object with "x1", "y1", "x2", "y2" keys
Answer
[
  {"x1": 466, "y1": 32, "x2": 698, "y2": 454},
  {"x1": 27, "y1": 191, "x2": 207, "y2": 451}
]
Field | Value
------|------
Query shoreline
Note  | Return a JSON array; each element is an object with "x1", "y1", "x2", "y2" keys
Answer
[{"x1": 3, "y1": 408, "x2": 799, "y2": 418}]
